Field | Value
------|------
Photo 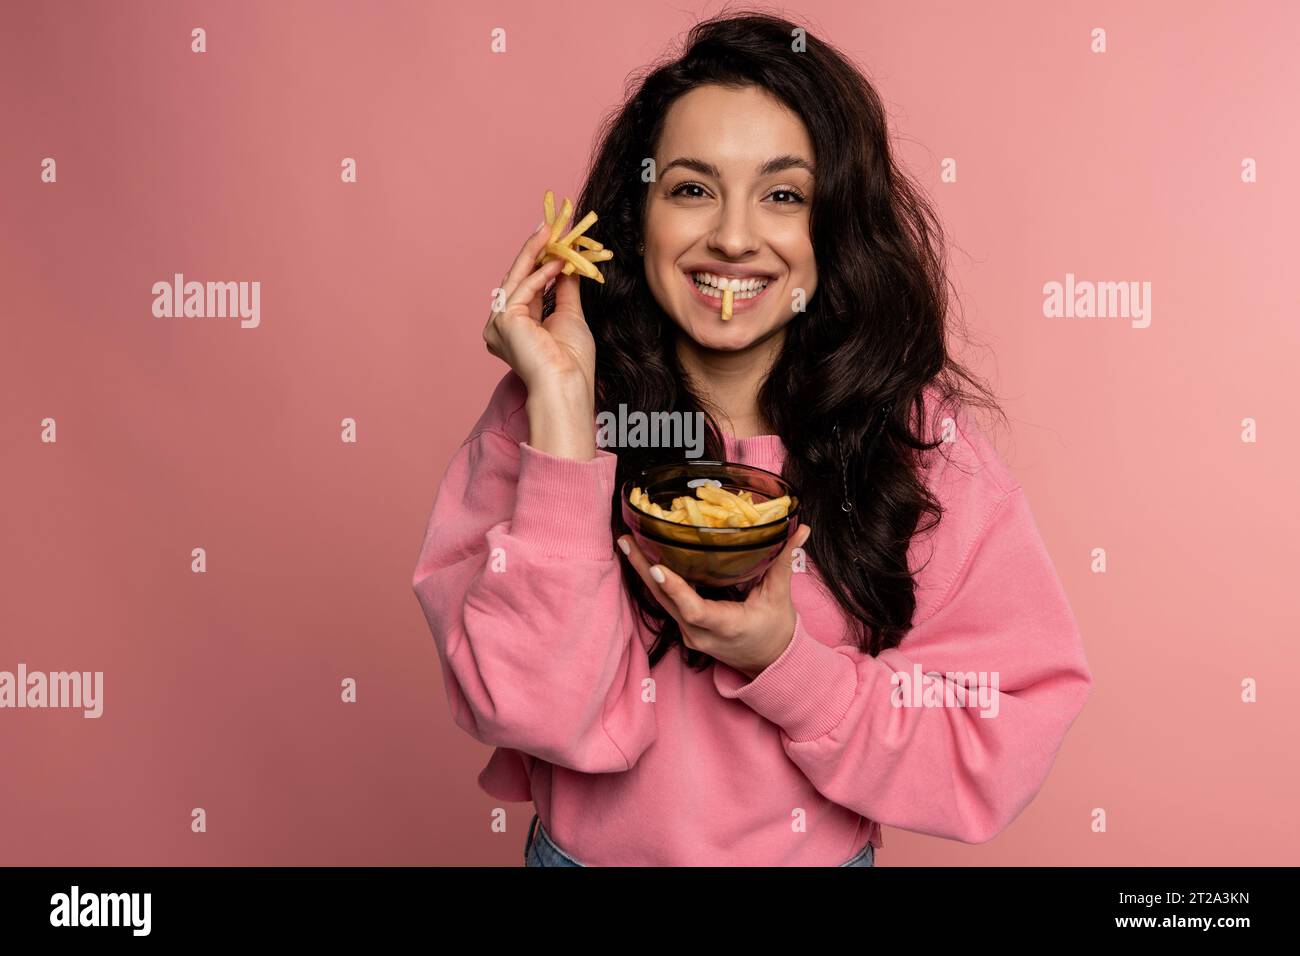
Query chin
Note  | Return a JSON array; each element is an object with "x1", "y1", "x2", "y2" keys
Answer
[{"x1": 680, "y1": 317, "x2": 771, "y2": 352}]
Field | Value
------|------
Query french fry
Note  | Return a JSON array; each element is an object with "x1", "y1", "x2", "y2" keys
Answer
[
  {"x1": 721, "y1": 287, "x2": 734, "y2": 321},
  {"x1": 682, "y1": 497, "x2": 707, "y2": 527},
  {"x1": 697, "y1": 503, "x2": 733, "y2": 522},
  {"x1": 753, "y1": 495, "x2": 791, "y2": 522},
  {"x1": 696, "y1": 485, "x2": 763, "y2": 524},
  {"x1": 561, "y1": 246, "x2": 615, "y2": 277},
  {"x1": 558, "y1": 211, "x2": 598, "y2": 249},
  {"x1": 547, "y1": 241, "x2": 599, "y2": 279},
  {"x1": 534, "y1": 189, "x2": 612, "y2": 284},
  {"x1": 631, "y1": 484, "x2": 791, "y2": 528},
  {"x1": 694, "y1": 486, "x2": 737, "y2": 510},
  {"x1": 544, "y1": 197, "x2": 572, "y2": 249}
]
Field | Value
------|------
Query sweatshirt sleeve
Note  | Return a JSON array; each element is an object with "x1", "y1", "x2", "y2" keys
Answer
[
  {"x1": 410, "y1": 408, "x2": 657, "y2": 774},
  {"x1": 711, "y1": 483, "x2": 1092, "y2": 844}
]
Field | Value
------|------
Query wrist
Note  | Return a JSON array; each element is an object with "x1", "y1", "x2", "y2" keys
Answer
[
  {"x1": 740, "y1": 615, "x2": 798, "y2": 680},
  {"x1": 526, "y1": 384, "x2": 596, "y2": 461}
]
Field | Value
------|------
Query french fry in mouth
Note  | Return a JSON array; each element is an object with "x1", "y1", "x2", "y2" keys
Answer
[
  {"x1": 534, "y1": 189, "x2": 612, "y2": 284},
  {"x1": 721, "y1": 286, "x2": 734, "y2": 321}
]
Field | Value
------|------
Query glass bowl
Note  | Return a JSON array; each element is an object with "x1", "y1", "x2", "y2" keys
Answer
[{"x1": 619, "y1": 460, "x2": 799, "y2": 588}]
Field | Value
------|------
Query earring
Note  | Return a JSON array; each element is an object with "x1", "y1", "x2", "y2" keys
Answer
[{"x1": 636, "y1": 241, "x2": 644, "y2": 255}]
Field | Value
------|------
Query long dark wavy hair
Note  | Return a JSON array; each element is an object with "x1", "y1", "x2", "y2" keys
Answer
[{"x1": 543, "y1": 9, "x2": 1007, "y2": 670}]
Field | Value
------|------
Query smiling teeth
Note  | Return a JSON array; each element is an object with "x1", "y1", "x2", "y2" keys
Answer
[
  {"x1": 691, "y1": 272, "x2": 770, "y2": 299},
  {"x1": 692, "y1": 272, "x2": 769, "y2": 291}
]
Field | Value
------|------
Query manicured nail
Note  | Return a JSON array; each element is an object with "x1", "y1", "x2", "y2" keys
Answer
[
  {"x1": 649, "y1": 566, "x2": 666, "y2": 584},
  {"x1": 617, "y1": 537, "x2": 631, "y2": 555}
]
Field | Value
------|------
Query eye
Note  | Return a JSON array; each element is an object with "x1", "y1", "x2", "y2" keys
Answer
[
  {"x1": 669, "y1": 182, "x2": 709, "y2": 199},
  {"x1": 668, "y1": 182, "x2": 807, "y2": 203},
  {"x1": 768, "y1": 187, "x2": 807, "y2": 204}
]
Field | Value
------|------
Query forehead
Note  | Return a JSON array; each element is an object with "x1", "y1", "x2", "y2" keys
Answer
[{"x1": 657, "y1": 84, "x2": 814, "y2": 172}]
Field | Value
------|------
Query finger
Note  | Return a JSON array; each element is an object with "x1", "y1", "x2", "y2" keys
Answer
[
  {"x1": 756, "y1": 523, "x2": 811, "y2": 603},
  {"x1": 501, "y1": 256, "x2": 564, "y2": 317},
  {"x1": 617, "y1": 534, "x2": 687, "y2": 621},
  {"x1": 498, "y1": 223, "x2": 547, "y2": 295},
  {"x1": 552, "y1": 269, "x2": 581, "y2": 317},
  {"x1": 500, "y1": 222, "x2": 558, "y2": 305},
  {"x1": 617, "y1": 536, "x2": 741, "y2": 640},
  {"x1": 486, "y1": 254, "x2": 560, "y2": 344},
  {"x1": 649, "y1": 561, "x2": 734, "y2": 632}
]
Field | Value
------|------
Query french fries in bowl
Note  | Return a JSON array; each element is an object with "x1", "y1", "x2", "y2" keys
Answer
[{"x1": 620, "y1": 461, "x2": 800, "y2": 588}]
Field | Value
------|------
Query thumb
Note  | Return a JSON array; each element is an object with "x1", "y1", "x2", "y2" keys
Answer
[
  {"x1": 758, "y1": 522, "x2": 811, "y2": 602},
  {"x1": 551, "y1": 270, "x2": 582, "y2": 317}
]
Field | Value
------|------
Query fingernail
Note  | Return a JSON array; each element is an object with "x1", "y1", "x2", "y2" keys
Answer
[
  {"x1": 650, "y1": 566, "x2": 666, "y2": 584},
  {"x1": 534, "y1": 220, "x2": 546, "y2": 232},
  {"x1": 617, "y1": 537, "x2": 631, "y2": 555}
]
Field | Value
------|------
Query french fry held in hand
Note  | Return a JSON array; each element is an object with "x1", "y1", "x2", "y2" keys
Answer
[
  {"x1": 534, "y1": 189, "x2": 613, "y2": 284},
  {"x1": 630, "y1": 484, "x2": 790, "y2": 528}
]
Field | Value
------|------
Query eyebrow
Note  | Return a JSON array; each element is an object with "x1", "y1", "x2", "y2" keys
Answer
[{"x1": 660, "y1": 154, "x2": 815, "y2": 179}]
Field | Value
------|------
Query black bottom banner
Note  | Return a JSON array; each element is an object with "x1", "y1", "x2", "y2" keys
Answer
[{"x1": 0, "y1": 866, "x2": 1285, "y2": 941}]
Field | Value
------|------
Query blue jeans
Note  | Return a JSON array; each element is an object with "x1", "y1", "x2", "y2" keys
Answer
[{"x1": 523, "y1": 813, "x2": 875, "y2": 867}]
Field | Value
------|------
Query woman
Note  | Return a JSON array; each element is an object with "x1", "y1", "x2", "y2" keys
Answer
[{"x1": 412, "y1": 12, "x2": 1092, "y2": 867}]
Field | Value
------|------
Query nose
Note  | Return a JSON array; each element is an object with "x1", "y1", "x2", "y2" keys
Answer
[{"x1": 707, "y1": 199, "x2": 760, "y2": 259}]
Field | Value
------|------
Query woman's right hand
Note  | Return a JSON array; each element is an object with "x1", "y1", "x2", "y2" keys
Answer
[
  {"x1": 484, "y1": 223, "x2": 597, "y2": 401},
  {"x1": 483, "y1": 222, "x2": 598, "y2": 460}
]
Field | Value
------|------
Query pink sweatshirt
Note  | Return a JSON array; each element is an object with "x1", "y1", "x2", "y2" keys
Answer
[{"x1": 411, "y1": 372, "x2": 1092, "y2": 866}]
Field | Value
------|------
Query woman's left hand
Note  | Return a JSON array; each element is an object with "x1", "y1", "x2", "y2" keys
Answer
[{"x1": 618, "y1": 524, "x2": 813, "y2": 680}]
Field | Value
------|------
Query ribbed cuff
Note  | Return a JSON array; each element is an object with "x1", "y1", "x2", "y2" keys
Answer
[
  {"x1": 713, "y1": 614, "x2": 858, "y2": 741},
  {"x1": 509, "y1": 441, "x2": 619, "y2": 559}
]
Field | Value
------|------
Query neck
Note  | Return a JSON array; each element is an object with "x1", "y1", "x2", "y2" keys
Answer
[{"x1": 674, "y1": 326, "x2": 785, "y2": 439}]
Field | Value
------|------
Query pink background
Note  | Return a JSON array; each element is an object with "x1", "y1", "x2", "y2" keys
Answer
[{"x1": 2, "y1": 0, "x2": 1296, "y2": 866}]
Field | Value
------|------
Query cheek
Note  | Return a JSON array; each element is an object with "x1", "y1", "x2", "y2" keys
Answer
[
  {"x1": 771, "y1": 242, "x2": 816, "y2": 305},
  {"x1": 791, "y1": 251, "x2": 817, "y2": 299},
  {"x1": 770, "y1": 226, "x2": 816, "y2": 275},
  {"x1": 787, "y1": 242, "x2": 816, "y2": 278},
  {"x1": 648, "y1": 260, "x2": 680, "y2": 305},
  {"x1": 644, "y1": 263, "x2": 696, "y2": 332}
]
